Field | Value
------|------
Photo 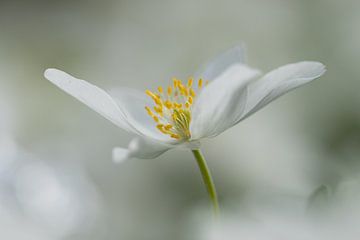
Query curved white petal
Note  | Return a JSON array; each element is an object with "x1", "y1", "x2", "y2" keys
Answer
[
  {"x1": 112, "y1": 138, "x2": 172, "y2": 163},
  {"x1": 44, "y1": 68, "x2": 138, "y2": 133},
  {"x1": 108, "y1": 88, "x2": 178, "y2": 143},
  {"x1": 190, "y1": 64, "x2": 261, "y2": 139},
  {"x1": 112, "y1": 148, "x2": 130, "y2": 163},
  {"x1": 194, "y1": 45, "x2": 246, "y2": 81},
  {"x1": 239, "y1": 61, "x2": 326, "y2": 120}
]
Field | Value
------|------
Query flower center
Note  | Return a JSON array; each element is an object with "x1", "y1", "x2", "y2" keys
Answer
[{"x1": 145, "y1": 77, "x2": 207, "y2": 140}]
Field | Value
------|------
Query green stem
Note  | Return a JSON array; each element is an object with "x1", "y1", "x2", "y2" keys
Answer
[{"x1": 191, "y1": 149, "x2": 219, "y2": 217}]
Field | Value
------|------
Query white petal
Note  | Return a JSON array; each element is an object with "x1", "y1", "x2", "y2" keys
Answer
[
  {"x1": 194, "y1": 45, "x2": 246, "y2": 81},
  {"x1": 112, "y1": 148, "x2": 130, "y2": 163},
  {"x1": 108, "y1": 88, "x2": 177, "y2": 143},
  {"x1": 190, "y1": 64, "x2": 261, "y2": 139},
  {"x1": 240, "y1": 61, "x2": 326, "y2": 120},
  {"x1": 44, "y1": 68, "x2": 136, "y2": 133},
  {"x1": 112, "y1": 138, "x2": 172, "y2": 163}
]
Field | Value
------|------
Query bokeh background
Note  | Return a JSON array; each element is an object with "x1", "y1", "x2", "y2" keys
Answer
[{"x1": 0, "y1": 0, "x2": 359, "y2": 239}]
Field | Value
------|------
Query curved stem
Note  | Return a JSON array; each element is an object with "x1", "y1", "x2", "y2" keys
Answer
[{"x1": 191, "y1": 149, "x2": 219, "y2": 217}]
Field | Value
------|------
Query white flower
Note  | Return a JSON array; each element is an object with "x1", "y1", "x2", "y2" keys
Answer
[{"x1": 44, "y1": 46, "x2": 325, "y2": 163}]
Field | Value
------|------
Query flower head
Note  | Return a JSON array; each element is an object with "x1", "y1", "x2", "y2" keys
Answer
[
  {"x1": 44, "y1": 46, "x2": 326, "y2": 162},
  {"x1": 144, "y1": 77, "x2": 198, "y2": 140}
]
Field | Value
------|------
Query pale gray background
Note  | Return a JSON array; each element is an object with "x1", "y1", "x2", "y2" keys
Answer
[{"x1": 0, "y1": 0, "x2": 359, "y2": 239}]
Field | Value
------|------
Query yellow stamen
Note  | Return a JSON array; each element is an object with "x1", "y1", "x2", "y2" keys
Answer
[
  {"x1": 145, "y1": 89, "x2": 156, "y2": 98},
  {"x1": 187, "y1": 78, "x2": 193, "y2": 87},
  {"x1": 164, "y1": 124, "x2": 173, "y2": 130},
  {"x1": 146, "y1": 90, "x2": 162, "y2": 105},
  {"x1": 188, "y1": 96, "x2": 193, "y2": 104},
  {"x1": 154, "y1": 106, "x2": 163, "y2": 114},
  {"x1": 155, "y1": 98, "x2": 162, "y2": 105},
  {"x1": 178, "y1": 79, "x2": 184, "y2": 87},
  {"x1": 145, "y1": 77, "x2": 209, "y2": 140},
  {"x1": 190, "y1": 88, "x2": 196, "y2": 97},
  {"x1": 164, "y1": 100, "x2": 173, "y2": 109},
  {"x1": 179, "y1": 85, "x2": 187, "y2": 96},
  {"x1": 173, "y1": 78, "x2": 178, "y2": 88},
  {"x1": 198, "y1": 79, "x2": 203, "y2": 88},
  {"x1": 145, "y1": 106, "x2": 154, "y2": 116},
  {"x1": 156, "y1": 124, "x2": 167, "y2": 134},
  {"x1": 171, "y1": 134, "x2": 180, "y2": 139},
  {"x1": 167, "y1": 86, "x2": 172, "y2": 95},
  {"x1": 153, "y1": 116, "x2": 159, "y2": 123}
]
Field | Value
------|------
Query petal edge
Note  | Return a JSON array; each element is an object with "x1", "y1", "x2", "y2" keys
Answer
[{"x1": 44, "y1": 68, "x2": 134, "y2": 132}]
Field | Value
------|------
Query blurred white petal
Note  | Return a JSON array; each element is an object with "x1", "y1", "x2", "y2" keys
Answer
[
  {"x1": 194, "y1": 45, "x2": 247, "y2": 81},
  {"x1": 113, "y1": 138, "x2": 172, "y2": 163},
  {"x1": 112, "y1": 147, "x2": 130, "y2": 163}
]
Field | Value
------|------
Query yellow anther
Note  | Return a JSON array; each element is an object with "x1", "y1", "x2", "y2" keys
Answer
[
  {"x1": 164, "y1": 124, "x2": 173, "y2": 130},
  {"x1": 188, "y1": 96, "x2": 193, "y2": 104},
  {"x1": 145, "y1": 106, "x2": 154, "y2": 116},
  {"x1": 145, "y1": 89, "x2": 156, "y2": 98},
  {"x1": 198, "y1": 79, "x2": 203, "y2": 88},
  {"x1": 146, "y1": 90, "x2": 162, "y2": 105},
  {"x1": 170, "y1": 134, "x2": 180, "y2": 139},
  {"x1": 187, "y1": 78, "x2": 193, "y2": 87},
  {"x1": 145, "y1": 76, "x2": 209, "y2": 140},
  {"x1": 155, "y1": 98, "x2": 162, "y2": 106},
  {"x1": 154, "y1": 105, "x2": 163, "y2": 114},
  {"x1": 156, "y1": 124, "x2": 168, "y2": 134},
  {"x1": 164, "y1": 100, "x2": 173, "y2": 109},
  {"x1": 177, "y1": 83, "x2": 186, "y2": 95},
  {"x1": 178, "y1": 79, "x2": 184, "y2": 87},
  {"x1": 153, "y1": 116, "x2": 159, "y2": 123},
  {"x1": 173, "y1": 78, "x2": 178, "y2": 88},
  {"x1": 190, "y1": 88, "x2": 196, "y2": 97},
  {"x1": 167, "y1": 86, "x2": 172, "y2": 95},
  {"x1": 205, "y1": 80, "x2": 209, "y2": 86}
]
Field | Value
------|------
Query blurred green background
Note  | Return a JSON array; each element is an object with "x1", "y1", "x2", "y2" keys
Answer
[{"x1": 0, "y1": 0, "x2": 359, "y2": 239}]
